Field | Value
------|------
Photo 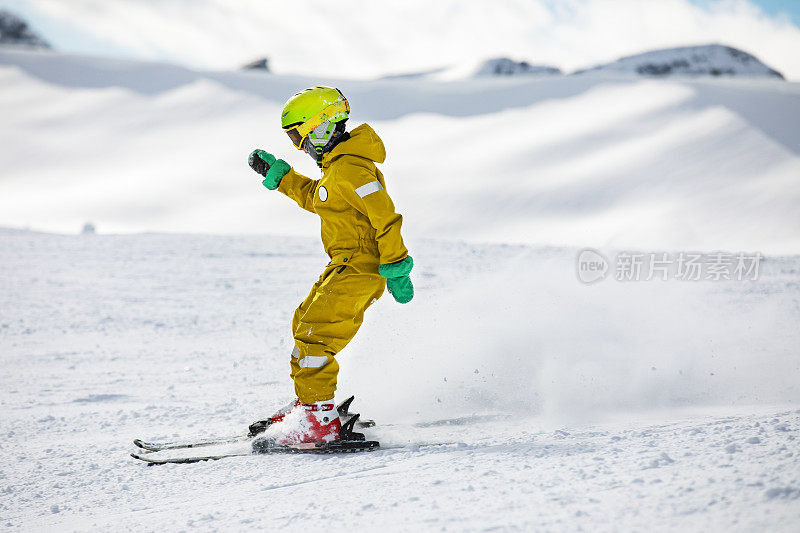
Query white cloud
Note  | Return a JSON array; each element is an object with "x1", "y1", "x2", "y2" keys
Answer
[{"x1": 6, "y1": 0, "x2": 800, "y2": 79}]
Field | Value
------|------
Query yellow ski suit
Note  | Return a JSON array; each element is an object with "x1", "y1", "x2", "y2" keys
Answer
[{"x1": 277, "y1": 123, "x2": 408, "y2": 403}]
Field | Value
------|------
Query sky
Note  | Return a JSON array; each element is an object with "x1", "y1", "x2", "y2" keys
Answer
[
  {"x1": 2, "y1": 0, "x2": 800, "y2": 80},
  {"x1": 715, "y1": 0, "x2": 799, "y2": 23}
]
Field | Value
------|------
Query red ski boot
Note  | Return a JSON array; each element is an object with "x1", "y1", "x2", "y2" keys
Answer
[
  {"x1": 251, "y1": 400, "x2": 341, "y2": 448},
  {"x1": 251, "y1": 397, "x2": 379, "y2": 454},
  {"x1": 277, "y1": 400, "x2": 341, "y2": 444}
]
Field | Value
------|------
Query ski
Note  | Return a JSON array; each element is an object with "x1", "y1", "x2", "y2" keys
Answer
[
  {"x1": 132, "y1": 415, "x2": 379, "y2": 464},
  {"x1": 133, "y1": 395, "x2": 375, "y2": 454},
  {"x1": 133, "y1": 435, "x2": 249, "y2": 452},
  {"x1": 131, "y1": 439, "x2": 464, "y2": 465},
  {"x1": 131, "y1": 451, "x2": 253, "y2": 465},
  {"x1": 131, "y1": 440, "x2": 379, "y2": 465}
]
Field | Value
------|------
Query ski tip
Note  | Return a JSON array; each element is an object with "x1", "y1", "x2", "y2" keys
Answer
[
  {"x1": 132, "y1": 438, "x2": 162, "y2": 452},
  {"x1": 130, "y1": 452, "x2": 158, "y2": 465}
]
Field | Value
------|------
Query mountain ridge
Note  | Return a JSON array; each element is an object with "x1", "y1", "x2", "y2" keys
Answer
[
  {"x1": 0, "y1": 10, "x2": 50, "y2": 49},
  {"x1": 576, "y1": 43, "x2": 783, "y2": 79}
]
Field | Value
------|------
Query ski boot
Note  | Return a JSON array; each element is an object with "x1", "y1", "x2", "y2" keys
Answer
[
  {"x1": 251, "y1": 398, "x2": 379, "y2": 454},
  {"x1": 251, "y1": 400, "x2": 339, "y2": 451},
  {"x1": 248, "y1": 395, "x2": 374, "y2": 437}
]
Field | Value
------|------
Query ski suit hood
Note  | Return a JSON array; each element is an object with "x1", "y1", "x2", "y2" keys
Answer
[{"x1": 321, "y1": 123, "x2": 386, "y2": 169}]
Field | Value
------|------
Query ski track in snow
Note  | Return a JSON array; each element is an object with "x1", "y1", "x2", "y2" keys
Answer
[{"x1": 1, "y1": 230, "x2": 799, "y2": 531}]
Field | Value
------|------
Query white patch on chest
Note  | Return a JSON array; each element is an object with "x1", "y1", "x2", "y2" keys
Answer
[{"x1": 318, "y1": 185, "x2": 328, "y2": 202}]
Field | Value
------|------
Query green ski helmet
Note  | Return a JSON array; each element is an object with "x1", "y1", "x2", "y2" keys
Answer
[{"x1": 281, "y1": 86, "x2": 350, "y2": 161}]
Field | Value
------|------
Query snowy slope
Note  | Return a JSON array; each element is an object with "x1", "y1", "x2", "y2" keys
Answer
[
  {"x1": 577, "y1": 44, "x2": 784, "y2": 79},
  {"x1": 1, "y1": 48, "x2": 800, "y2": 253},
  {"x1": 1, "y1": 230, "x2": 799, "y2": 530}
]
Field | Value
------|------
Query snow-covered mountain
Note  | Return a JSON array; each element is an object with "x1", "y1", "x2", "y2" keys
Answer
[
  {"x1": 1, "y1": 47, "x2": 798, "y2": 253},
  {"x1": 381, "y1": 58, "x2": 561, "y2": 81},
  {"x1": 473, "y1": 57, "x2": 561, "y2": 77},
  {"x1": 577, "y1": 44, "x2": 784, "y2": 79},
  {"x1": 5, "y1": 0, "x2": 799, "y2": 81},
  {"x1": 0, "y1": 10, "x2": 49, "y2": 49}
]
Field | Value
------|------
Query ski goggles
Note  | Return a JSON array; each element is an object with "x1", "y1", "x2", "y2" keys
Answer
[
  {"x1": 285, "y1": 127, "x2": 305, "y2": 149},
  {"x1": 284, "y1": 99, "x2": 350, "y2": 149}
]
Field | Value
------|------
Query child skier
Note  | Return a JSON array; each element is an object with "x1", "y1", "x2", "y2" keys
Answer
[{"x1": 247, "y1": 86, "x2": 413, "y2": 448}]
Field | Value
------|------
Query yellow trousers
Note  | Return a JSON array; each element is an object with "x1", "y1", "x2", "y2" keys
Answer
[{"x1": 290, "y1": 255, "x2": 385, "y2": 403}]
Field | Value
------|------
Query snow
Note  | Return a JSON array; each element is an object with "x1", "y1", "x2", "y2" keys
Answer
[
  {"x1": 577, "y1": 44, "x2": 785, "y2": 79},
  {"x1": 1, "y1": 230, "x2": 799, "y2": 530},
  {"x1": 1, "y1": 47, "x2": 800, "y2": 530},
  {"x1": 1, "y1": 48, "x2": 799, "y2": 253}
]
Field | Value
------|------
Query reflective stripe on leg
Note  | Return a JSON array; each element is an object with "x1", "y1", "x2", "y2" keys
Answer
[{"x1": 298, "y1": 355, "x2": 329, "y2": 368}]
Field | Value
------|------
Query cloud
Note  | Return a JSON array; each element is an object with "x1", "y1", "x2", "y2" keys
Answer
[{"x1": 5, "y1": 0, "x2": 800, "y2": 79}]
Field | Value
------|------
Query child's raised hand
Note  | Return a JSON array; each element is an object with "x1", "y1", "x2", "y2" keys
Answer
[
  {"x1": 248, "y1": 149, "x2": 273, "y2": 177},
  {"x1": 248, "y1": 149, "x2": 291, "y2": 190}
]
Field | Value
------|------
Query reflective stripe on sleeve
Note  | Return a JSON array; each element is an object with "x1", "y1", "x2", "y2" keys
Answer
[
  {"x1": 355, "y1": 181, "x2": 383, "y2": 198},
  {"x1": 298, "y1": 355, "x2": 329, "y2": 368},
  {"x1": 291, "y1": 345, "x2": 300, "y2": 359}
]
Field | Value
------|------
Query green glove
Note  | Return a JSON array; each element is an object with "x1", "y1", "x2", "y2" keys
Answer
[
  {"x1": 378, "y1": 256, "x2": 414, "y2": 304},
  {"x1": 248, "y1": 149, "x2": 291, "y2": 190}
]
